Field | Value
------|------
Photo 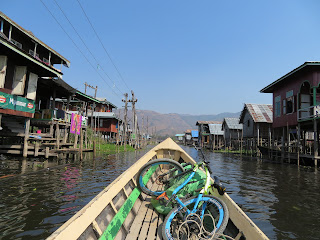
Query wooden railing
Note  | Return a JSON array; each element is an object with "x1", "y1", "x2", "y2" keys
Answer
[
  {"x1": 297, "y1": 105, "x2": 320, "y2": 121},
  {"x1": 33, "y1": 109, "x2": 88, "y2": 126}
]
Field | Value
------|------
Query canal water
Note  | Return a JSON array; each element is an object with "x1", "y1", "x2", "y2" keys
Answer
[{"x1": 0, "y1": 145, "x2": 319, "y2": 240}]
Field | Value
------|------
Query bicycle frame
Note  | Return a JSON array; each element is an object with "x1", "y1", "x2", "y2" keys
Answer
[{"x1": 170, "y1": 162, "x2": 212, "y2": 218}]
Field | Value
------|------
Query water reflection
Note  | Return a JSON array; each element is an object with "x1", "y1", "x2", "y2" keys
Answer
[
  {"x1": 1, "y1": 145, "x2": 320, "y2": 240},
  {"x1": 0, "y1": 149, "x2": 150, "y2": 240}
]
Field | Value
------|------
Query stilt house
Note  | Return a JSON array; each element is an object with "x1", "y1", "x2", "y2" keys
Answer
[
  {"x1": 196, "y1": 121, "x2": 220, "y2": 148},
  {"x1": 0, "y1": 11, "x2": 72, "y2": 157},
  {"x1": 261, "y1": 61, "x2": 320, "y2": 166},
  {"x1": 221, "y1": 118, "x2": 242, "y2": 150},
  {"x1": 239, "y1": 104, "x2": 273, "y2": 153},
  {"x1": 184, "y1": 129, "x2": 192, "y2": 145},
  {"x1": 191, "y1": 130, "x2": 199, "y2": 146},
  {"x1": 208, "y1": 123, "x2": 224, "y2": 150}
]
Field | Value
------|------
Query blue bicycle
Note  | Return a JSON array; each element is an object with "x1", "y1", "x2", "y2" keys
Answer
[{"x1": 136, "y1": 151, "x2": 229, "y2": 239}]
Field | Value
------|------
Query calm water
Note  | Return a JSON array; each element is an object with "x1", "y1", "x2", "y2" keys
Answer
[{"x1": 0, "y1": 145, "x2": 319, "y2": 240}]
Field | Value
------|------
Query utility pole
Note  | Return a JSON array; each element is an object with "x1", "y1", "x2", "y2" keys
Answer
[
  {"x1": 122, "y1": 93, "x2": 128, "y2": 148},
  {"x1": 129, "y1": 90, "x2": 138, "y2": 148},
  {"x1": 84, "y1": 82, "x2": 98, "y2": 98},
  {"x1": 142, "y1": 115, "x2": 144, "y2": 147}
]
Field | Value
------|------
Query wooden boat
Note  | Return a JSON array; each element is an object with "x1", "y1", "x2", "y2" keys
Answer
[{"x1": 47, "y1": 138, "x2": 269, "y2": 240}]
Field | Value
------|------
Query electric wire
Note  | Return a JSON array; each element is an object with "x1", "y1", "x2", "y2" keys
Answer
[
  {"x1": 76, "y1": 0, "x2": 131, "y2": 92},
  {"x1": 39, "y1": 0, "x2": 122, "y2": 100},
  {"x1": 76, "y1": 0, "x2": 145, "y2": 112},
  {"x1": 53, "y1": 0, "x2": 125, "y2": 96}
]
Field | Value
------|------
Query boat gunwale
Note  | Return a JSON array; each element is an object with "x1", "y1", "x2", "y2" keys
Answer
[{"x1": 47, "y1": 138, "x2": 269, "y2": 240}]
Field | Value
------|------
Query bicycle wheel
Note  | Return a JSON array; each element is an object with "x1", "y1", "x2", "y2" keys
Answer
[
  {"x1": 162, "y1": 195, "x2": 229, "y2": 240},
  {"x1": 136, "y1": 158, "x2": 185, "y2": 197}
]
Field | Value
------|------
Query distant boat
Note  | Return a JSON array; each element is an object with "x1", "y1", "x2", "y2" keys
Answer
[{"x1": 47, "y1": 138, "x2": 269, "y2": 240}]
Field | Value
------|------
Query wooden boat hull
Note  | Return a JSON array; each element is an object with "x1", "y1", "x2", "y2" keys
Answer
[{"x1": 48, "y1": 138, "x2": 269, "y2": 240}]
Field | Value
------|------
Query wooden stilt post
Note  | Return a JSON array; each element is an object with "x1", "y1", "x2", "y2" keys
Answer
[
  {"x1": 93, "y1": 140, "x2": 96, "y2": 158},
  {"x1": 272, "y1": 128, "x2": 275, "y2": 160},
  {"x1": 257, "y1": 123, "x2": 260, "y2": 157},
  {"x1": 45, "y1": 146, "x2": 49, "y2": 159},
  {"x1": 281, "y1": 127, "x2": 285, "y2": 162},
  {"x1": 314, "y1": 119, "x2": 318, "y2": 167},
  {"x1": 49, "y1": 123, "x2": 54, "y2": 137},
  {"x1": 23, "y1": 118, "x2": 30, "y2": 157},
  {"x1": 297, "y1": 123, "x2": 300, "y2": 166},
  {"x1": 35, "y1": 141, "x2": 39, "y2": 157},
  {"x1": 268, "y1": 126, "x2": 271, "y2": 159},
  {"x1": 74, "y1": 133, "x2": 78, "y2": 149},
  {"x1": 63, "y1": 126, "x2": 68, "y2": 144},
  {"x1": 240, "y1": 129, "x2": 243, "y2": 155},
  {"x1": 85, "y1": 128, "x2": 88, "y2": 149},
  {"x1": 80, "y1": 127, "x2": 83, "y2": 160},
  {"x1": 56, "y1": 122, "x2": 60, "y2": 149},
  {"x1": 287, "y1": 123, "x2": 290, "y2": 163}
]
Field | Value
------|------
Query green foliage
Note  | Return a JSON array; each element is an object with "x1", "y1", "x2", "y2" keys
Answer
[{"x1": 97, "y1": 143, "x2": 135, "y2": 154}]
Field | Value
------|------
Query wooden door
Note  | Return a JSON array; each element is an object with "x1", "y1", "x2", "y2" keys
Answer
[
  {"x1": 12, "y1": 66, "x2": 27, "y2": 95},
  {"x1": 0, "y1": 55, "x2": 7, "y2": 88},
  {"x1": 26, "y1": 72, "x2": 38, "y2": 100}
]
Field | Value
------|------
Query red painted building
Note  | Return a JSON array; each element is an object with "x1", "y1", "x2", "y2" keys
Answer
[{"x1": 261, "y1": 62, "x2": 320, "y2": 129}]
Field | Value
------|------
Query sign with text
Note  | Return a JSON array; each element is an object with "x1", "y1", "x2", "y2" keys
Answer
[{"x1": 0, "y1": 91, "x2": 35, "y2": 113}]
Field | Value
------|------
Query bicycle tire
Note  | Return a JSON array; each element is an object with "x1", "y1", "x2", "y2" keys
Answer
[
  {"x1": 162, "y1": 195, "x2": 229, "y2": 240},
  {"x1": 136, "y1": 158, "x2": 185, "y2": 197}
]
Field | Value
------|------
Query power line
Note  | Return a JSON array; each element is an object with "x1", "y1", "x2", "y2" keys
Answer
[
  {"x1": 39, "y1": 0, "x2": 122, "y2": 100},
  {"x1": 52, "y1": 0, "x2": 125, "y2": 96},
  {"x1": 76, "y1": 0, "x2": 131, "y2": 92}
]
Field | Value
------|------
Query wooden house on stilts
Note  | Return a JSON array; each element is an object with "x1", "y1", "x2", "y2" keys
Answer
[
  {"x1": 196, "y1": 121, "x2": 220, "y2": 149},
  {"x1": 208, "y1": 123, "x2": 224, "y2": 150},
  {"x1": 0, "y1": 12, "x2": 95, "y2": 158},
  {"x1": 261, "y1": 61, "x2": 320, "y2": 166},
  {"x1": 239, "y1": 104, "x2": 273, "y2": 156},
  {"x1": 221, "y1": 118, "x2": 242, "y2": 150}
]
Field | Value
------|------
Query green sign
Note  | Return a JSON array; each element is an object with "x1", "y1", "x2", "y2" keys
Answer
[
  {"x1": 131, "y1": 133, "x2": 136, "y2": 140},
  {"x1": 0, "y1": 91, "x2": 35, "y2": 113}
]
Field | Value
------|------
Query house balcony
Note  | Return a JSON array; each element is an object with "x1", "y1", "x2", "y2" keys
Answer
[
  {"x1": 32, "y1": 109, "x2": 87, "y2": 126},
  {"x1": 297, "y1": 105, "x2": 320, "y2": 122}
]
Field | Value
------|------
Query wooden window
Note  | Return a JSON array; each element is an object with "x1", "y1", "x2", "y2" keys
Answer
[
  {"x1": 26, "y1": 72, "x2": 38, "y2": 100},
  {"x1": 275, "y1": 96, "x2": 281, "y2": 117},
  {"x1": 12, "y1": 66, "x2": 27, "y2": 95},
  {"x1": 284, "y1": 90, "x2": 294, "y2": 114},
  {"x1": 0, "y1": 55, "x2": 7, "y2": 88}
]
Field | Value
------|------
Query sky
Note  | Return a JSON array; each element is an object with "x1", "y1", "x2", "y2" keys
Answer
[{"x1": 2, "y1": 0, "x2": 320, "y2": 115}]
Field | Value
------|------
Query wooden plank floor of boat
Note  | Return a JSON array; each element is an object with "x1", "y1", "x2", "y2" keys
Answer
[{"x1": 126, "y1": 183, "x2": 164, "y2": 240}]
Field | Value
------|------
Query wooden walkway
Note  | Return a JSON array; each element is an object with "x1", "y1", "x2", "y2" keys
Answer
[{"x1": 126, "y1": 178, "x2": 164, "y2": 240}]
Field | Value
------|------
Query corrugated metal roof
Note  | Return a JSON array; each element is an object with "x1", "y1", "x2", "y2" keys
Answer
[
  {"x1": 96, "y1": 97, "x2": 117, "y2": 109},
  {"x1": 191, "y1": 130, "x2": 199, "y2": 138},
  {"x1": 240, "y1": 103, "x2": 273, "y2": 123},
  {"x1": 76, "y1": 91, "x2": 101, "y2": 103},
  {"x1": 175, "y1": 134, "x2": 185, "y2": 137},
  {"x1": 223, "y1": 118, "x2": 242, "y2": 130},
  {"x1": 196, "y1": 121, "x2": 221, "y2": 125},
  {"x1": 208, "y1": 124, "x2": 224, "y2": 135},
  {"x1": 92, "y1": 112, "x2": 122, "y2": 121}
]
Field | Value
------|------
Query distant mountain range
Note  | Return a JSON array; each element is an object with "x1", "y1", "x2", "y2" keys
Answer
[{"x1": 117, "y1": 109, "x2": 241, "y2": 137}]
